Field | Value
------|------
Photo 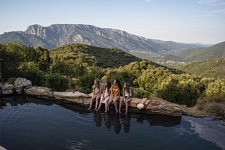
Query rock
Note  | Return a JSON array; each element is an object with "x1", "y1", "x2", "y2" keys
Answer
[
  {"x1": 1, "y1": 83, "x2": 14, "y2": 95},
  {"x1": 53, "y1": 92, "x2": 91, "y2": 99},
  {"x1": 0, "y1": 146, "x2": 7, "y2": 150},
  {"x1": 25, "y1": 86, "x2": 53, "y2": 97},
  {"x1": 128, "y1": 98, "x2": 150, "y2": 109},
  {"x1": 145, "y1": 97, "x2": 182, "y2": 116},
  {"x1": 14, "y1": 78, "x2": 32, "y2": 94},
  {"x1": 53, "y1": 92, "x2": 91, "y2": 104}
]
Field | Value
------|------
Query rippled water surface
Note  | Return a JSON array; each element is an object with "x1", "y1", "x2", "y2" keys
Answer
[{"x1": 0, "y1": 96, "x2": 225, "y2": 150}]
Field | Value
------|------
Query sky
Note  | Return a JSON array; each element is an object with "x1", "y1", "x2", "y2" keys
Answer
[{"x1": 0, "y1": 0, "x2": 225, "y2": 44}]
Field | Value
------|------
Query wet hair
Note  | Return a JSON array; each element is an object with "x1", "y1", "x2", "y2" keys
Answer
[
  {"x1": 106, "y1": 80, "x2": 111, "y2": 90},
  {"x1": 123, "y1": 82, "x2": 130, "y2": 92},
  {"x1": 115, "y1": 79, "x2": 122, "y2": 93},
  {"x1": 94, "y1": 79, "x2": 100, "y2": 88}
]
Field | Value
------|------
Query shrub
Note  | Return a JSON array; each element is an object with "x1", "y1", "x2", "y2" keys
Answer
[
  {"x1": 205, "y1": 79, "x2": 225, "y2": 96},
  {"x1": 197, "y1": 95, "x2": 225, "y2": 105},
  {"x1": 7, "y1": 77, "x2": 17, "y2": 84},
  {"x1": 199, "y1": 102, "x2": 225, "y2": 118},
  {"x1": 76, "y1": 73, "x2": 97, "y2": 93},
  {"x1": 19, "y1": 62, "x2": 45, "y2": 86},
  {"x1": 132, "y1": 87, "x2": 149, "y2": 98},
  {"x1": 47, "y1": 73, "x2": 69, "y2": 91}
]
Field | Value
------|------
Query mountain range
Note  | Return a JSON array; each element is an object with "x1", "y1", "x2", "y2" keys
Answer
[{"x1": 0, "y1": 24, "x2": 203, "y2": 53}]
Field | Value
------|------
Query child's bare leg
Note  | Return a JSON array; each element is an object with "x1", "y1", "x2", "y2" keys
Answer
[
  {"x1": 88, "y1": 97, "x2": 95, "y2": 110},
  {"x1": 104, "y1": 102, "x2": 108, "y2": 112},
  {"x1": 113, "y1": 97, "x2": 119, "y2": 113},
  {"x1": 94, "y1": 95, "x2": 100, "y2": 110},
  {"x1": 104, "y1": 97, "x2": 109, "y2": 112},
  {"x1": 119, "y1": 100, "x2": 123, "y2": 114},
  {"x1": 125, "y1": 100, "x2": 129, "y2": 114},
  {"x1": 107, "y1": 96, "x2": 113, "y2": 111}
]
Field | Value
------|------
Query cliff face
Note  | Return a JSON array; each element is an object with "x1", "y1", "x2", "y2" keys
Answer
[{"x1": 1, "y1": 24, "x2": 201, "y2": 52}]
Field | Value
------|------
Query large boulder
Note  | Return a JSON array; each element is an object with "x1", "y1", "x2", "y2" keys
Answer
[
  {"x1": 145, "y1": 97, "x2": 182, "y2": 116},
  {"x1": 1, "y1": 83, "x2": 14, "y2": 95},
  {"x1": 14, "y1": 78, "x2": 32, "y2": 94},
  {"x1": 25, "y1": 86, "x2": 53, "y2": 98}
]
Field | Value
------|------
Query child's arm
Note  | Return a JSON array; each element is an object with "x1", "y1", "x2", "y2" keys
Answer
[{"x1": 129, "y1": 88, "x2": 132, "y2": 97}]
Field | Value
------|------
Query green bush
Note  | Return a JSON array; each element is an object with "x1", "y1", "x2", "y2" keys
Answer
[
  {"x1": 132, "y1": 87, "x2": 149, "y2": 98},
  {"x1": 157, "y1": 76, "x2": 201, "y2": 106},
  {"x1": 7, "y1": 77, "x2": 17, "y2": 84},
  {"x1": 47, "y1": 73, "x2": 69, "y2": 91},
  {"x1": 76, "y1": 73, "x2": 97, "y2": 93},
  {"x1": 205, "y1": 79, "x2": 225, "y2": 96},
  {"x1": 18, "y1": 62, "x2": 45, "y2": 86}
]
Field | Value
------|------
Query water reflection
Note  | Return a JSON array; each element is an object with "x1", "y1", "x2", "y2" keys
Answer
[
  {"x1": 94, "y1": 112, "x2": 131, "y2": 134},
  {"x1": 0, "y1": 96, "x2": 54, "y2": 107},
  {"x1": 1, "y1": 96, "x2": 181, "y2": 135},
  {"x1": 92, "y1": 111, "x2": 181, "y2": 134},
  {"x1": 0, "y1": 100, "x2": 6, "y2": 108},
  {"x1": 184, "y1": 116, "x2": 225, "y2": 149}
]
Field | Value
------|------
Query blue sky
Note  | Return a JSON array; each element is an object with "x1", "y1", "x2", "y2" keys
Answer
[{"x1": 1, "y1": 0, "x2": 225, "y2": 44}]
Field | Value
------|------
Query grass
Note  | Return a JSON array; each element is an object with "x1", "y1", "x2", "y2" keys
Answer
[{"x1": 183, "y1": 95, "x2": 225, "y2": 119}]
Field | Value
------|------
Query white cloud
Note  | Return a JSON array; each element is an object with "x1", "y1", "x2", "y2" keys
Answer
[
  {"x1": 192, "y1": 8, "x2": 225, "y2": 17},
  {"x1": 145, "y1": 0, "x2": 152, "y2": 2},
  {"x1": 198, "y1": 0, "x2": 225, "y2": 5}
]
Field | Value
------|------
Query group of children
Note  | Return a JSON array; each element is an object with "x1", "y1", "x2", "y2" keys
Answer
[{"x1": 88, "y1": 79, "x2": 132, "y2": 114}]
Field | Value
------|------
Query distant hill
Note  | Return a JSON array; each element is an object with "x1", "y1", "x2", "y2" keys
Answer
[
  {"x1": 50, "y1": 43, "x2": 141, "y2": 68},
  {"x1": 179, "y1": 56, "x2": 225, "y2": 79},
  {"x1": 177, "y1": 41, "x2": 225, "y2": 62},
  {"x1": 129, "y1": 50, "x2": 185, "y2": 67},
  {"x1": 0, "y1": 24, "x2": 202, "y2": 52}
]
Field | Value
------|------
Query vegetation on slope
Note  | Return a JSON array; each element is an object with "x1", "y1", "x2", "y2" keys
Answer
[
  {"x1": 50, "y1": 43, "x2": 140, "y2": 68},
  {"x1": 178, "y1": 41, "x2": 225, "y2": 62},
  {"x1": 179, "y1": 56, "x2": 225, "y2": 79},
  {"x1": 1, "y1": 42, "x2": 225, "y2": 116}
]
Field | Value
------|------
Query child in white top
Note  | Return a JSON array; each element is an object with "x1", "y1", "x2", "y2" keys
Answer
[
  {"x1": 88, "y1": 79, "x2": 101, "y2": 110},
  {"x1": 97, "y1": 80, "x2": 111, "y2": 112},
  {"x1": 119, "y1": 82, "x2": 132, "y2": 115}
]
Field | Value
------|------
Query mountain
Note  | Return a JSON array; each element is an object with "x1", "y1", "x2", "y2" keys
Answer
[
  {"x1": 0, "y1": 24, "x2": 202, "y2": 52},
  {"x1": 179, "y1": 56, "x2": 225, "y2": 79},
  {"x1": 177, "y1": 41, "x2": 225, "y2": 62}
]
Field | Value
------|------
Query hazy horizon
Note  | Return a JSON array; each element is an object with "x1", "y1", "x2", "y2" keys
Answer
[{"x1": 1, "y1": 0, "x2": 225, "y2": 44}]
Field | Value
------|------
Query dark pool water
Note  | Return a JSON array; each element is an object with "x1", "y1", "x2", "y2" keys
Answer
[{"x1": 0, "y1": 96, "x2": 225, "y2": 150}]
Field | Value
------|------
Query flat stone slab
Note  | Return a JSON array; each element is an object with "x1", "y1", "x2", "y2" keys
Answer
[
  {"x1": 53, "y1": 92, "x2": 91, "y2": 104},
  {"x1": 53, "y1": 92, "x2": 91, "y2": 98}
]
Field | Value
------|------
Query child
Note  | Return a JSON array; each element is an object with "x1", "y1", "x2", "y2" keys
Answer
[
  {"x1": 97, "y1": 80, "x2": 111, "y2": 112},
  {"x1": 119, "y1": 82, "x2": 132, "y2": 115},
  {"x1": 107, "y1": 79, "x2": 122, "y2": 113},
  {"x1": 88, "y1": 79, "x2": 101, "y2": 110}
]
